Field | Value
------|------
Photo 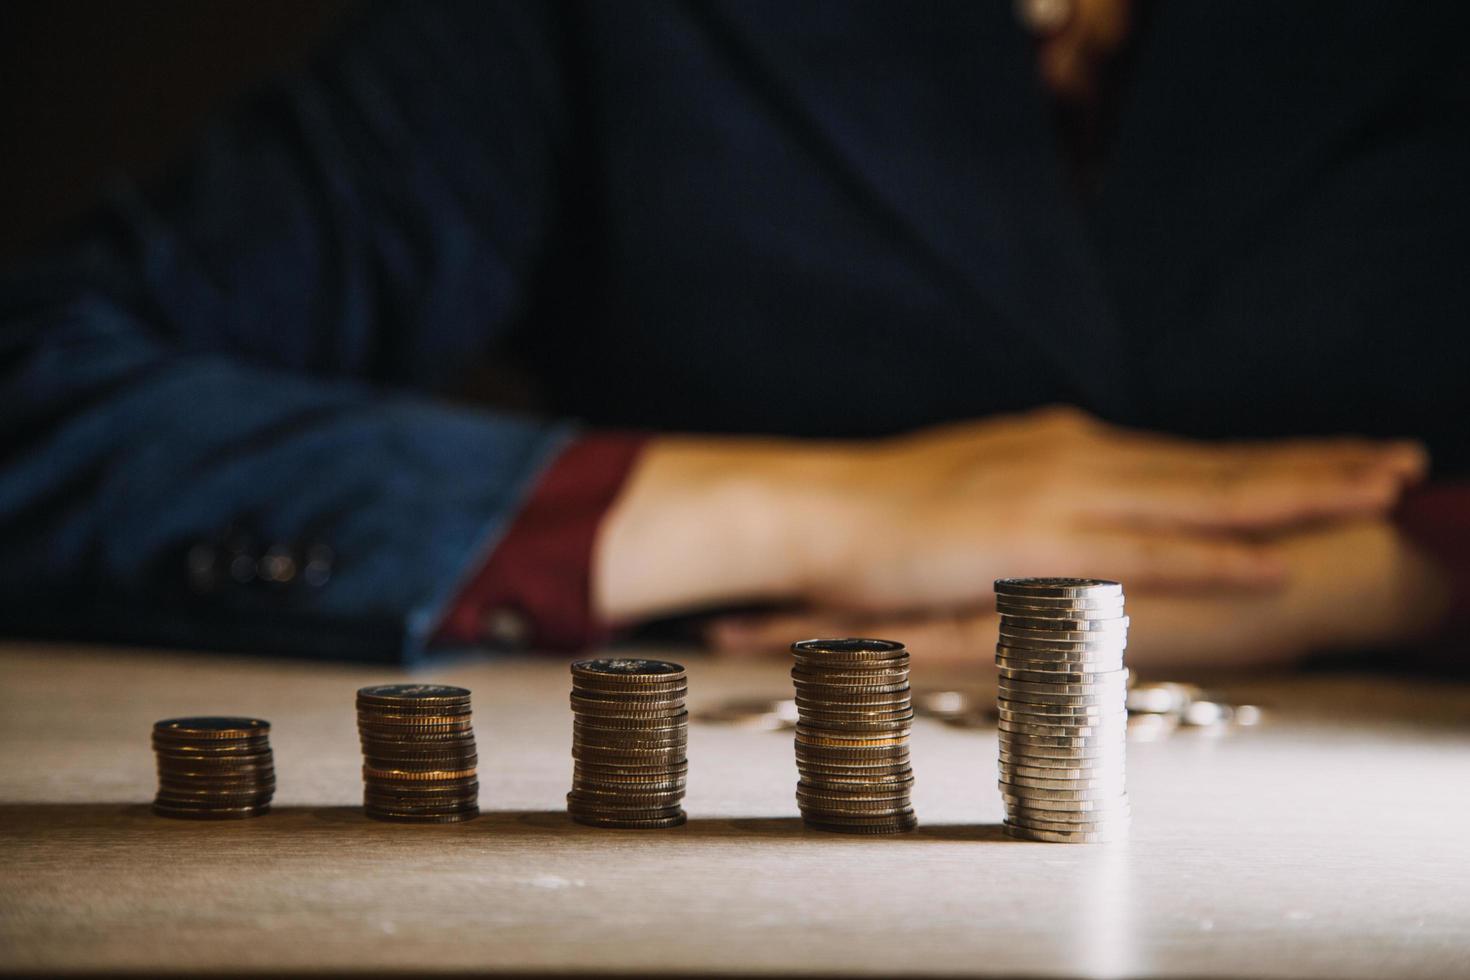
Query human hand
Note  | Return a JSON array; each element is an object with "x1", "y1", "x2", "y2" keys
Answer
[
  {"x1": 595, "y1": 406, "x2": 1424, "y2": 623},
  {"x1": 705, "y1": 517, "x2": 1451, "y2": 668},
  {"x1": 786, "y1": 407, "x2": 1425, "y2": 615}
]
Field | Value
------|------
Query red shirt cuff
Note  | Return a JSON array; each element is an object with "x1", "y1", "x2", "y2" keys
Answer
[
  {"x1": 433, "y1": 433, "x2": 649, "y2": 651},
  {"x1": 1395, "y1": 480, "x2": 1470, "y2": 633}
]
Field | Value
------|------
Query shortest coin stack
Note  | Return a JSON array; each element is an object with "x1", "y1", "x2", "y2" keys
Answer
[
  {"x1": 357, "y1": 684, "x2": 479, "y2": 823},
  {"x1": 152, "y1": 717, "x2": 274, "y2": 819},
  {"x1": 568, "y1": 659, "x2": 688, "y2": 829},
  {"x1": 994, "y1": 577, "x2": 1131, "y2": 844},
  {"x1": 792, "y1": 638, "x2": 917, "y2": 834}
]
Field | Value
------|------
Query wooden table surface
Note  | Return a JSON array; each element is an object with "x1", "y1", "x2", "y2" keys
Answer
[{"x1": 2, "y1": 641, "x2": 1468, "y2": 978}]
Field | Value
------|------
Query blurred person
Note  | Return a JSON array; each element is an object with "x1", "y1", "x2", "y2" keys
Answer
[{"x1": 0, "y1": 0, "x2": 1465, "y2": 666}]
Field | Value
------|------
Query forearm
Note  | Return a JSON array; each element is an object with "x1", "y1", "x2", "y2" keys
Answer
[{"x1": 592, "y1": 435, "x2": 859, "y2": 622}]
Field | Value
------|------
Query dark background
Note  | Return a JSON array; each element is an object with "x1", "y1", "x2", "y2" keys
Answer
[{"x1": 0, "y1": 0, "x2": 351, "y2": 263}]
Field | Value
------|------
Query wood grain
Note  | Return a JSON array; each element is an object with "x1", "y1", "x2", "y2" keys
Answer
[{"x1": 2, "y1": 641, "x2": 1468, "y2": 977}]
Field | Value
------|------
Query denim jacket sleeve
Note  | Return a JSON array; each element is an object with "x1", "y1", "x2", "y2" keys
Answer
[{"x1": 0, "y1": 1, "x2": 578, "y2": 662}]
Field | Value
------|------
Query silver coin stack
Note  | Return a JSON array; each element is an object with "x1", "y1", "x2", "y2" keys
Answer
[
  {"x1": 995, "y1": 578, "x2": 1130, "y2": 843},
  {"x1": 792, "y1": 638, "x2": 917, "y2": 834}
]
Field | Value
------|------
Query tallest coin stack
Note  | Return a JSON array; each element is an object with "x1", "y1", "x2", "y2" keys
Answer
[{"x1": 995, "y1": 578, "x2": 1130, "y2": 843}]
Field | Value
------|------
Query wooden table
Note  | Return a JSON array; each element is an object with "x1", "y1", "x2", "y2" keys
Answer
[{"x1": 2, "y1": 641, "x2": 1468, "y2": 978}]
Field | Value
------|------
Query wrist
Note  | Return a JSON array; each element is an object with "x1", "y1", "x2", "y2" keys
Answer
[{"x1": 592, "y1": 435, "x2": 860, "y2": 621}]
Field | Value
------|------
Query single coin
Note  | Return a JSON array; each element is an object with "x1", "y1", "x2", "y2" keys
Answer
[
  {"x1": 999, "y1": 779, "x2": 1129, "y2": 801},
  {"x1": 797, "y1": 792, "x2": 913, "y2": 810},
  {"x1": 569, "y1": 811, "x2": 687, "y2": 829},
  {"x1": 358, "y1": 727, "x2": 478, "y2": 742},
  {"x1": 363, "y1": 785, "x2": 479, "y2": 801},
  {"x1": 997, "y1": 688, "x2": 1127, "y2": 709},
  {"x1": 356, "y1": 684, "x2": 471, "y2": 706},
  {"x1": 795, "y1": 699, "x2": 915, "y2": 715},
  {"x1": 356, "y1": 700, "x2": 471, "y2": 716},
  {"x1": 996, "y1": 696, "x2": 1124, "y2": 716},
  {"x1": 994, "y1": 594, "x2": 1127, "y2": 613},
  {"x1": 355, "y1": 711, "x2": 474, "y2": 725},
  {"x1": 1000, "y1": 669, "x2": 1129, "y2": 692},
  {"x1": 363, "y1": 765, "x2": 478, "y2": 781},
  {"x1": 803, "y1": 819, "x2": 917, "y2": 835},
  {"x1": 152, "y1": 801, "x2": 271, "y2": 819},
  {"x1": 998, "y1": 728, "x2": 1126, "y2": 749},
  {"x1": 1000, "y1": 754, "x2": 1124, "y2": 775},
  {"x1": 995, "y1": 655, "x2": 1125, "y2": 676},
  {"x1": 800, "y1": 806, "x2": 916, "y2": 824},
  {"x1": 154, "y1": 749, "x2": 275, "y2": 765},
  {"x1": 795, "y1": 731, "x2": 910, "y2": 747},
  {"x1": 156, "y1": 772, "x2": 276, "y2": 787},
  {"x1": 791, "y1": 681, "x2": 912, "y2": 697},
  {"x1": 153, "y1": 717, "x2": 270, "y2": 739},
  {"x1": 149, "y1": 738, "x2": 272, "y2": 756},
  {"x1": 570, "y1": 682, "x2": 689, "y2": 701},
  {"x1": 571, "y1": 658, "x2": 685, "y2": 679},
  {"x1": 791, "y1": 668, "x2": 911, "y2": 681},
  {"x1": 999, "y1": 752, "x2": 1123, "y2": 775},
  {"x1": 996, "y1": 666, "x2": 1130, "y2": 686},
  {"x1": 573, "y1": 731, "x2": 688, "y2": 749},
  {"x1": 997, "y1": 716, "x2": 1127, "y2": 737},
  {"x1": 366, "y1": 807, "x2": 479, "y2": 823},
  {"x1": 997, "y1": 750, "x2": 1125, "y2": 772},
  {"x1": 1000, "y1": 614, "x2": 1129, "y2": 633},
  {"x1": 1005, "y1": 793, "x2": 1128, "y2": 816},
  {"x1": 574, "y1": 768, "x2": 686, "y2": 784},
  {"x1": 994, "y1": 635, "x2": 1128, "y2": 655},
  {"x1": 568, "y1": 694, "x2": 687, "y2": 711},
  {"x1": 572, "y1": 709, "x2": 689, "y2": 729},
  {"x1": 1005, "y1": 809, "x2": 1132, "y2": 831},
  {"x1": 799, "y1": 810, "x2": 916, "y2": 825},
  {"x1": 1000, "y1": 623, "x2": 1132, "y2": 644},
  {"x1": 791, "y1": 637, "x2": 907, "y2": 658},
  {"x1": 568, "y1": 683, "x2": 688, "y2": 700},
  {"x1": 994, "y1": 577, "x2": 1122, "y2": 598},
  {"x1": 995, "y1": 603, "x2": 1126, "y2": 621},
  {"x1": 999, "y1": 775, "x2": 1123, "y2": 799},
  {"x1": 1002, "y1": 822, "x2": 1126, "y2": 844},
  {"x1": 795, "y1": 717, "x2": 915, "y2": 734},
  {"x1": 1007, "y1": 794, "x2": 1132, "y2": 815}
]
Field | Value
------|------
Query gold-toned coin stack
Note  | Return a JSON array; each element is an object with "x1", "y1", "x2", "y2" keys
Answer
[
  {"x1": 151, "y1": 717, "x2": 274, "y2": 819},
  {"x1": 791, "y1": 638, "x2": 917, "y2": 834},
  {"x1": 995, "y1": 577, "x2": 1130, "y2": 843},
  {"x1": 567, "y1": 659, "x2": 688, "y2": 829},
  {"x1": 356, "y1": 684, "x2": 479, "y2": 823}
]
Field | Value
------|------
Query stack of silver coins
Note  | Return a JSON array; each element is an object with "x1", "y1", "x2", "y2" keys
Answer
[
  {"x1": 791, "y1": 638, "x2": 917, "y2": 834},
  {"x1": 151, "y1": 717, "x2": 274, "y2": 819},
  {"x1": 568, "y1": 659, "x2": 688, "y2": 829},
  {"x1": 357, "y1": 684, "x2": 480, "y2": 823},
  {"x1": 995, "y1": 578, "x2": 1130, "y2": 843}
]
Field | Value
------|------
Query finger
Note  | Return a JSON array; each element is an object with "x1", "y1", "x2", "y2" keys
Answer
[
  {"x1": 1110, "y1": 430, "x2": 1429, "y2": 488},
  {"x1": 1082, "y1": 462, "x2": 1403, "y2": 531},
  {"x1": 1060, "y1": 529, "x2": 1289, "y2": 592}
]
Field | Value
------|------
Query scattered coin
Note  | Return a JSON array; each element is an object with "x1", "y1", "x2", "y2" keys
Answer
[
  {"x1": 357, "y1": 684, "x2": 478, "y2": 823},
  {"x1": 791, "y1": 638, "x2": 917, "y2": 834},
  {"x1": 568, "y1": 659, "x2": 688, "y2": 829},
  {"x1": 994, "y1": 578, "x2": 1130, "y2": 843},
  {"x1": 151, "y1": 717, "x2": 274, "y2": 819}
]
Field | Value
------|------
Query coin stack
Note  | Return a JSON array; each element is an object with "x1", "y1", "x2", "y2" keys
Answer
[
  {"x1": 995, "y1": 578, "x2": 1130, "y2": 843},
  {"x1": 791, "y1": 638, "x2": 917, "y2": 834},
  {"x1": 567, "y1": 659, "x2": 688, "y2": 829},
  {"x1": 151, "y1": 717, "x2": 274, "y2": 819},
  {"x1": 356, "y1": 684, "x2": 479, "y2": 823}
]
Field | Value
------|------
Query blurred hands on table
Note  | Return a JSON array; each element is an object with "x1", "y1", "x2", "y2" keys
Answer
[{"x1": 595, "y1": 406, "x2": 1443, "y2": 667}]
